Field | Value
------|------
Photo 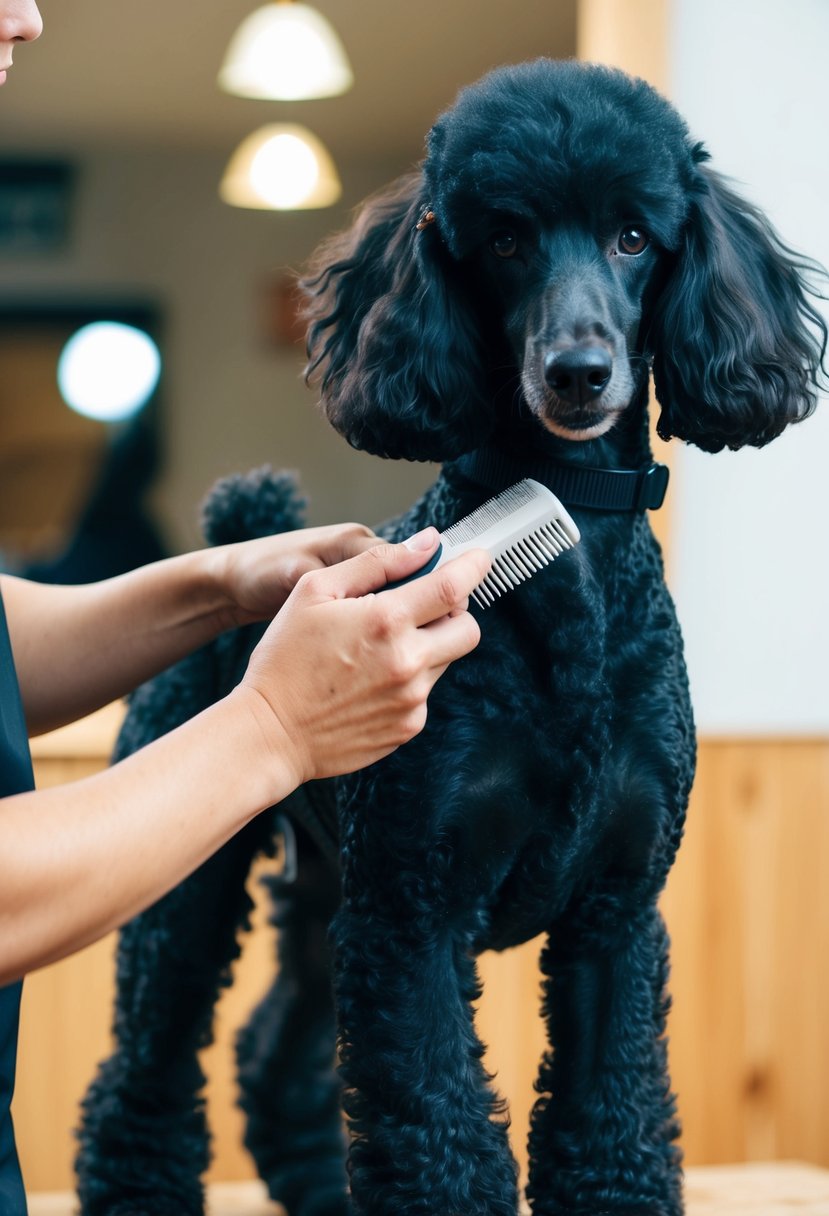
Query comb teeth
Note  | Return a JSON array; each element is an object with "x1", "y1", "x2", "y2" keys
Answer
[
  {"x1": 442, "y1": 479, "x2": 540, "y2": 545},
  {"x1": 435, "y1": 478, "x2": 580, "y2": 610},
  {"x1": 470, "y1": 517, "x2": 577, "y2": 608}
]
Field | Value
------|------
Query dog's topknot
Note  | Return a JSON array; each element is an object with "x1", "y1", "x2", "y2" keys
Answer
[
  {"x1": 425, "y1": 58, "x2": 694, "y2": 260},
  {"x1": 200, "y1": 466, "x2": 307, "y2": 546}
]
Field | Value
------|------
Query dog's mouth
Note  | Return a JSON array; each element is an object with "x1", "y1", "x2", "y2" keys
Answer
[
  {"x1": 539, "y1": 404, "x2": 623, "y2": 442},
  {"x1": 522, "y1": 376, "x2": 627, "y2": 440}
]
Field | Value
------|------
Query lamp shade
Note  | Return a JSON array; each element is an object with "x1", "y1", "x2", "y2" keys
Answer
[
  {"x1": 218, "y1": 1, "x2": 353, "y2": 101},
  {"x1": 220, "y1": 123, "x2": 342, "y2": 210}
]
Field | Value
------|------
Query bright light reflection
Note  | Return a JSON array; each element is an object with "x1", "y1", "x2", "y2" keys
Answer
[
  {"x1": 250, "y1": 133, "x2": 320, "y2": 209},
  {"x1": 57, "y1": 322, "x2": 161, "y2": 422}
]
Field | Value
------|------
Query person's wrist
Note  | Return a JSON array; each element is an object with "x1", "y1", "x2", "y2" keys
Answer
[
  {"x1": 196, "y1": 546, "x2": 245, "y2": 633},
  {"x1": 227, "y1": 682, "x2": 310, "y2": 802}
]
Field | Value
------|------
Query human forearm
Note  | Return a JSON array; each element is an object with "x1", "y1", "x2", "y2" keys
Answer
[
  {"x1": 1, "y1": 554, "x2": 232, "y2": 733},
  {"x1": 2, "y1": 522, "x2": 378, "y2": 734},
  {"x1": 0, "y1": 688, "x2": 285, "y2": 983}
]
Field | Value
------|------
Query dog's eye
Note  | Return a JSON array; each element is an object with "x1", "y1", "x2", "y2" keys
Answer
[
  {"x1": 490, "y1": 230, "x2": 517, "y2": 258},
  {"x1": 618, "y1": 227, "x2": 649, "y2": 255}
]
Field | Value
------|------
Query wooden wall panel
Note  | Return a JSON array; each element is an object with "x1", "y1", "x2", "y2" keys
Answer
[{"x1": 662, "y1": 740, "x2": 829, "y2": 1166}]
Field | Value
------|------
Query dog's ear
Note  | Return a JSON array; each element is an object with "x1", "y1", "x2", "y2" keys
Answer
[
  {"x1": 649, "y1": 161, "x2": 827, "y2": 453},
  {"x1": 302, "y1": 173, "x2": 491, "y2": 461}
]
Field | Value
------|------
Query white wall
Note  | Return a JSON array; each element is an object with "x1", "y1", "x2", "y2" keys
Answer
[{"x1": 668, "y1": 0, "x2": 829, "y2": 734}]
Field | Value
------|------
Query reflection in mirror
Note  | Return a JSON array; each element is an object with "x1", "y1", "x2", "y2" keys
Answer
[{"x1": 0, "y1": 302, "x2": 168, "y2": 583}]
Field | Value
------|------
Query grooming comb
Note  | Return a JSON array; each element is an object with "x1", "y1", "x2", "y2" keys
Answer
[{"x1": 385, "y1": 478, "x2": 580, "y2": 609}]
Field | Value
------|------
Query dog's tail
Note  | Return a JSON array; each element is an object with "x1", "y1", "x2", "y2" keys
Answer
[{"x1": 200, "y1": 465, "x2": 307, "y2": 546}]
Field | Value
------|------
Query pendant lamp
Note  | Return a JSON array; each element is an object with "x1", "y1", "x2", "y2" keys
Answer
[
  {"x1": 218, "y1": 0, "x2": 353, "y2": 101},
  {"x1": 220, "y1": 122, "x2": 342, "y2": 210}
]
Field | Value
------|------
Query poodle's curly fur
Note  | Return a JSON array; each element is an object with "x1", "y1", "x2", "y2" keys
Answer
[{"x1": 75, "y1": 60, "x2": 825, "y2": 1216}]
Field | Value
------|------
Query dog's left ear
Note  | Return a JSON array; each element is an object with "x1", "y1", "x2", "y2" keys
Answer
[{"x1": 649, "y1": 159, "x2": 827, "y2": 452}]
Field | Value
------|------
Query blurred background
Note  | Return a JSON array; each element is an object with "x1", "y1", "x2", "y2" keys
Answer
[
  {"x1": 3, "y1": 0, "x2": 827, "y2": 1196},
  {"x1": 0, "y1": 0, "x2": 581, "y2": 567}
]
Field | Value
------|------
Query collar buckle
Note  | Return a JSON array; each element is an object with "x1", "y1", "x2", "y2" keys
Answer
[{"x1": 635, "y1": 462, "x2": 670, "y2": 511}]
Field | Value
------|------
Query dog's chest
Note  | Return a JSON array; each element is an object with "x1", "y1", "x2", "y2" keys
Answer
[{"x1": 341, "y1": 509, "x2": 691, "y2": 950}]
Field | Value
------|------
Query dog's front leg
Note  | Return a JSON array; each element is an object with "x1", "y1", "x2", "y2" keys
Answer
[
  {"x1": 331, "y1": 897, "x2": 520, "y2": 1216},
  {"x1": 526, "y1": 904, "x2": 682, "y2": 1216}
]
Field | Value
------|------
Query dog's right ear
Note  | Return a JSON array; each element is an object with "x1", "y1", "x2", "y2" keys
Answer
[
  {"x1": 302, "y1": 173, "x2": 492, "y2": 462},
  {"x1": 650, "y1": 160, "x2": 827, "y2": 453}
]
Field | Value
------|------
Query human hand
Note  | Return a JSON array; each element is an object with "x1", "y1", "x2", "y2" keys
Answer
[
  {"x1": 208, "y1": 522, "x2": 380, "y2": 629},
  {"x1": 236, "y1": 529, "x2": 490, "y2": 790}
]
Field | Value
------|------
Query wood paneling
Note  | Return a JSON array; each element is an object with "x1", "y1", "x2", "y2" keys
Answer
[{"x1": 663, "y1": 739, "x2": 829, "y2": 1167}]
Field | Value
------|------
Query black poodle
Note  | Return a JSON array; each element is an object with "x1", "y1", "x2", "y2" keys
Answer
[{"x1": 75, "y1": 60, "x2": 825, "y2": 1216}]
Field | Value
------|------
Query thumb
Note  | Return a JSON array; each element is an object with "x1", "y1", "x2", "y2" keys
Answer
[{"x1": 305, "y1": 528, "x2": 441, "y2": 600}]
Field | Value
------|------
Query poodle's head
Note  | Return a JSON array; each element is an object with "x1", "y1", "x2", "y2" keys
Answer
[{"x1": 304, "y1": 59, "x2": 825, "y2": 461}]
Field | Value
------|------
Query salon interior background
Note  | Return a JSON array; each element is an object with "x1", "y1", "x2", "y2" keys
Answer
[
  {"x1": 1, "y1": 0, "x2": 828, "y2": 1193},
  {"x1": 2, "y1": 0, "x2": 826, "y2": 735}
]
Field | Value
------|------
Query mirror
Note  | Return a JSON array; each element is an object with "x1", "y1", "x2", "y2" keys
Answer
[{"x1": 0, "y1": 301, "x2": 167, "y2": 581}]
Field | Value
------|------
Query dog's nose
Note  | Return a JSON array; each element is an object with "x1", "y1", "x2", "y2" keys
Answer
[{"x1": 544, "y1": 347, "x2": 612, "y2": 403}]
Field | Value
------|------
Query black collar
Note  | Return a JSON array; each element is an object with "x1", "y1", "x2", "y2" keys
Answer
[{"x1": 448, "y1": 446, "x2": 669, "y2": 512}]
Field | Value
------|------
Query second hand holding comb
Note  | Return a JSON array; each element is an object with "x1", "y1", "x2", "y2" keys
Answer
[{"x1": 383, "y1": 479, "x2": 580, "y2": 609}]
